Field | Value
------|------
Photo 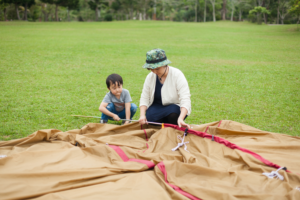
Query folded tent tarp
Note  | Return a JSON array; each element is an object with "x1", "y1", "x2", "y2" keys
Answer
[{"x1": 0, "y1": 120, "x2": 300, "y2": 200}]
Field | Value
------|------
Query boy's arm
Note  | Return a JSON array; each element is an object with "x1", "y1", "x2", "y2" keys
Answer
[
  {"x1": 99, "y1": 102, "x2": 120, "y2": 121},
  {"x1": 124, "y1": 102, "x2": 131, "y2": 124}
]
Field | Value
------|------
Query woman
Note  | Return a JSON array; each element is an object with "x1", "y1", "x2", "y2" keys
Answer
[{"x1": 139, "y1": 48, "x2": 191, "y2": 128}]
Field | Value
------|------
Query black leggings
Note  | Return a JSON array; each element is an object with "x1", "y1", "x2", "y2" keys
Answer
[{"x1": 155, "y1": 113, "x2": 186, "y2": 125}]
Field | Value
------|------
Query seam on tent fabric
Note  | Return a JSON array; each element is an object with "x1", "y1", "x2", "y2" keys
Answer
[
  {"x1": 109, "y1": 145, "x2": 155, "y2": 168},
  {"x1": 164, "y1": 124, "x2": 291, "y2": 173},
  {"x1": 218, "y1": 120, "x2": 222, "y2": 127},
  {"x1": 143, "y1": 143, "x2": 149, "y2": 153},
  {"x1": 157, "y1": 162, "x2": 202, "y2": 200},
  {"x1": 204, "y1": 126, "x2": 209, "y2": 133}
]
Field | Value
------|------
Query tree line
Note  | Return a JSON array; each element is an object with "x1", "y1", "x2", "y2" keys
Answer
[{"x1": 0, "y1": 0, "x2": 299, "y2": 25}]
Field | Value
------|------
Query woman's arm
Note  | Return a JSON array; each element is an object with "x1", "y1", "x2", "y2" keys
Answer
[
  {"x1": 123, "y1": 102, "x2": 131, "y2": 125},
  {"x1": 178, "y1": 107, "x2": 190, "y2": 128},
  {"x1": 140, "y1": 74, "x2": 152, "y2": 108},
  {"x1": 139, "y1": 73, "x2": 153, "y2": 125},
  {"x1": 139, "y1": 105, "x2": 148, "y2": 125},
  {"x1": 176, "y1": 71, "x2": 191, "y2": 116}
]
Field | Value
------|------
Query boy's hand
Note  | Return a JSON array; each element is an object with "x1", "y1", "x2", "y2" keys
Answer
[
  {"x1": 139, "y1": 115, "x2": 147, "y2": 125},
  {"x1": 113, "y1": 114, "x2": 120, "y2": 121}
]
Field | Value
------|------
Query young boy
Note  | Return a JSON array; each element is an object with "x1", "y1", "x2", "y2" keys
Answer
[{"x1": 99, "y1": 74, "x2": 137, "y2": 125}]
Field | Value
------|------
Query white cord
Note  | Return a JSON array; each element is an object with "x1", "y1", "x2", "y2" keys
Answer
[
  {"x1": 262, "y1": 167, "x2": 285, "y2": 181},
  {"x1": 172, "y1": 134, "x2": 189, "y2": 153},
  {"x1": 0, "y1": 155, "x2": 7, "y2": 158},
  {"x1": 296, "y1": 187, "x2": 300, "y2": 192}
]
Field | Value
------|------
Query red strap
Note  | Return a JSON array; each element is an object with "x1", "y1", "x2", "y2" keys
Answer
[
  {"x1": 157, "y1": 162, "x2": 202, "y2": 200},
  {"x1": 143, "y1": 129, "x2": 148, "y2": 141},
  {"x1": 163, "y1": 124, "x2": 290, "y2": 172},
  {"x1": 109, "y1": 145, "x2": 155, "y2": 169}
]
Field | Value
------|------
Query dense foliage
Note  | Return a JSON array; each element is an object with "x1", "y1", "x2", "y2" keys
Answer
[{"x1": 0, "y1": 0, "x2": 300, "y2": 24}]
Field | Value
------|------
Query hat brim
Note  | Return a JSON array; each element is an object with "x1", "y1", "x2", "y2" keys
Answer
[{"x1": 142, "y1": 59, "x2": 171, "y2": 69}]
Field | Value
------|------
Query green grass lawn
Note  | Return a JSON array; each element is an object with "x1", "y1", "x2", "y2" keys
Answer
[{"x1": 0, "y1": 21, "x2": 299, "y2": 140}]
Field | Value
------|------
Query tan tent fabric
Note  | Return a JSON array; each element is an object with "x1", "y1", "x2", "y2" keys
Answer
[{"x1": 0, "y1": 120, "x2": 299, "y2": 200}]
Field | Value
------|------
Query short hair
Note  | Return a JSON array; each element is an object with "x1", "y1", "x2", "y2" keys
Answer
[{"x1": 106, "y1": 74, "x2": 123, "y2": 88}]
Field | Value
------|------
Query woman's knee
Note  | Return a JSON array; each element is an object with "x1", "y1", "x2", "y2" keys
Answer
[{"x1": 167, "y1": 113, "x2": 180, "y2": 125}]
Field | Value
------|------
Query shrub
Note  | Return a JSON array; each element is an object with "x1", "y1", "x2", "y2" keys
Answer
[
  {"x1": 284, "y1": 20, "x2": 292, "y2": 24},
  {"x1": 104, "y1": 14, "x2": 113, "y2": 21}
]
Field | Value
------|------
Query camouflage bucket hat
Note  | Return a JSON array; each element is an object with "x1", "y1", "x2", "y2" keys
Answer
[{"x1": 142, "y1": 48, "x2": 172, "y2": 69}]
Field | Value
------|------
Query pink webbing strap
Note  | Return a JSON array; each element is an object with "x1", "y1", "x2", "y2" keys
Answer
[
  {"x1": 157, "y1": 162, "x2": 202, "y2": 200},
  {"x1": 143, "y1": 129, "x2": 148, "y2": 141},
  {"x1": 163, "y1": 124, "x2": 290, "y2": 172},
  {"x1": 109, "y1": 145, "x2": 155, "y2": 169}
]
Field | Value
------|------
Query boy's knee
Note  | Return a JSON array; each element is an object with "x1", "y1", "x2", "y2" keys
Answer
[
  {"x1": 106, "y1": 103, "x2": 114, "y2": 112},
  {"x1": 130, "y1": 103, "x2": 137, "y2": 113}
]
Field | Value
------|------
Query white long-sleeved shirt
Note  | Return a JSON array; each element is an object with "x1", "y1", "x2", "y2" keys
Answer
[{"x1": 139, "y1": 66, "x2": 191, "y2": 115}]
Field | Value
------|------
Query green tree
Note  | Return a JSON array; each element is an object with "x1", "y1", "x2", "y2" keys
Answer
[
  {"x1": 249, "y1": 6, "x2": 271, "y2": 24},
  {"x1": 3, "y1": 0, "x2": 22, "y2": 20},
  {"x1": 289, "y1": 0, "x2": 300, "y2": 28},
  {"x1": 0, "y1": 0, "x2": 9, "y2": 21},
  {"x1": 41, "y1": 0, "x2": 79, "y2": 21},
  {"x1": 88, "y1": 0, "x2": 107, "y2": 21},
  {"x1": 277, "y1": 0, "x2": 291, "y2": 24},
  {"x1": 22, "y1": 0, "x2": 35, "y2": 21}
]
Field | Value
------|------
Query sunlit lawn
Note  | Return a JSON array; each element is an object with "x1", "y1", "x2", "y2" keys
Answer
[{"x1": 0, "y1": 20, "x2": 299, "y2": 140}]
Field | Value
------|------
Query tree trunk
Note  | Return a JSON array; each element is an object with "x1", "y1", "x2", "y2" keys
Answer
[
  {"x1": 257, "y1": 13, "x2": 262, "y2": 24},
  {"x1": 263, "y1": 13, "x2": 267, "y2": 24},
  {"x1": 195, "y1": 0, "x2": 197, "y2": 22},
  {"x1": 130, "y1": 7, "x2": 133, "y2": 19},
  {"x1": 4, "y1": 7, "x2": 7, "y2": 21},
  {"x1": 222, "y1": 0, "x2": 226, "y2": 20},
  {"x1": 24, "y1": 3, "x2": 28, "y2": 21},
  {"x1": 297, "y1": 15, "x2": 300, "y2": 30},
  {"x1": 239, "y1": 9, "x2": 242, "y2": 21},
  {"x1": 67, "y1": 8, "x2": 70, "y2": 22},
  {"x1": 162, "y1": 0, "x2": 165, "y2": 21},
  {"x1": 143, "y1": 7, "x2": 146, "y2": 20},
  {"x1": 231, "y1": 7, "x2": 233, "y2": 21},
  {"x1": 55, "y1": 4, "x2": 58, "y2": 21},
  {"x1": 212, "y1": 2, "x2": 215, "y2": 22},
  {"x1": 95, "y1": 6, "x2": 99, "y2": 21},
  {"x1": 204, "y1": 0, "x2": 206, "y2": 22},
  {"x1": 277, "y1": 0, "x2": 280, "y2": 24},
  {"x1": 15, "y1": 3, "x2": 21, "y2": 20},
  {"x1": 153, "y1": 0, "x2": 156, "y2": 20}
]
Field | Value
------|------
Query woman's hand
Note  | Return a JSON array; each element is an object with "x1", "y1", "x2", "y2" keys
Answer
[
  {"x1": 139, "y1": 115, "x2": 147, "y2": 125},
  {"x1": 113, "y1": 114, "x2": 120, "y2": 121},
  {"x1": 123, "y1": 121, "x2": 130, "y2": 125},
  {"x1": 178, "y1": 118, "x2": 190, "y2": 129}
]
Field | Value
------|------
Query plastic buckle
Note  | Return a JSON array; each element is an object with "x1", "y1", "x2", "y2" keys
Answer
[{"x1": 184, "y1": 128, "x2": 189, "y2": 136}]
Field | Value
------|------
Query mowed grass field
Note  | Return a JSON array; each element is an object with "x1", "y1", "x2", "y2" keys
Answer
[{"x1": 0, "y1": 21, "x2": 299, "y2": 140}]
